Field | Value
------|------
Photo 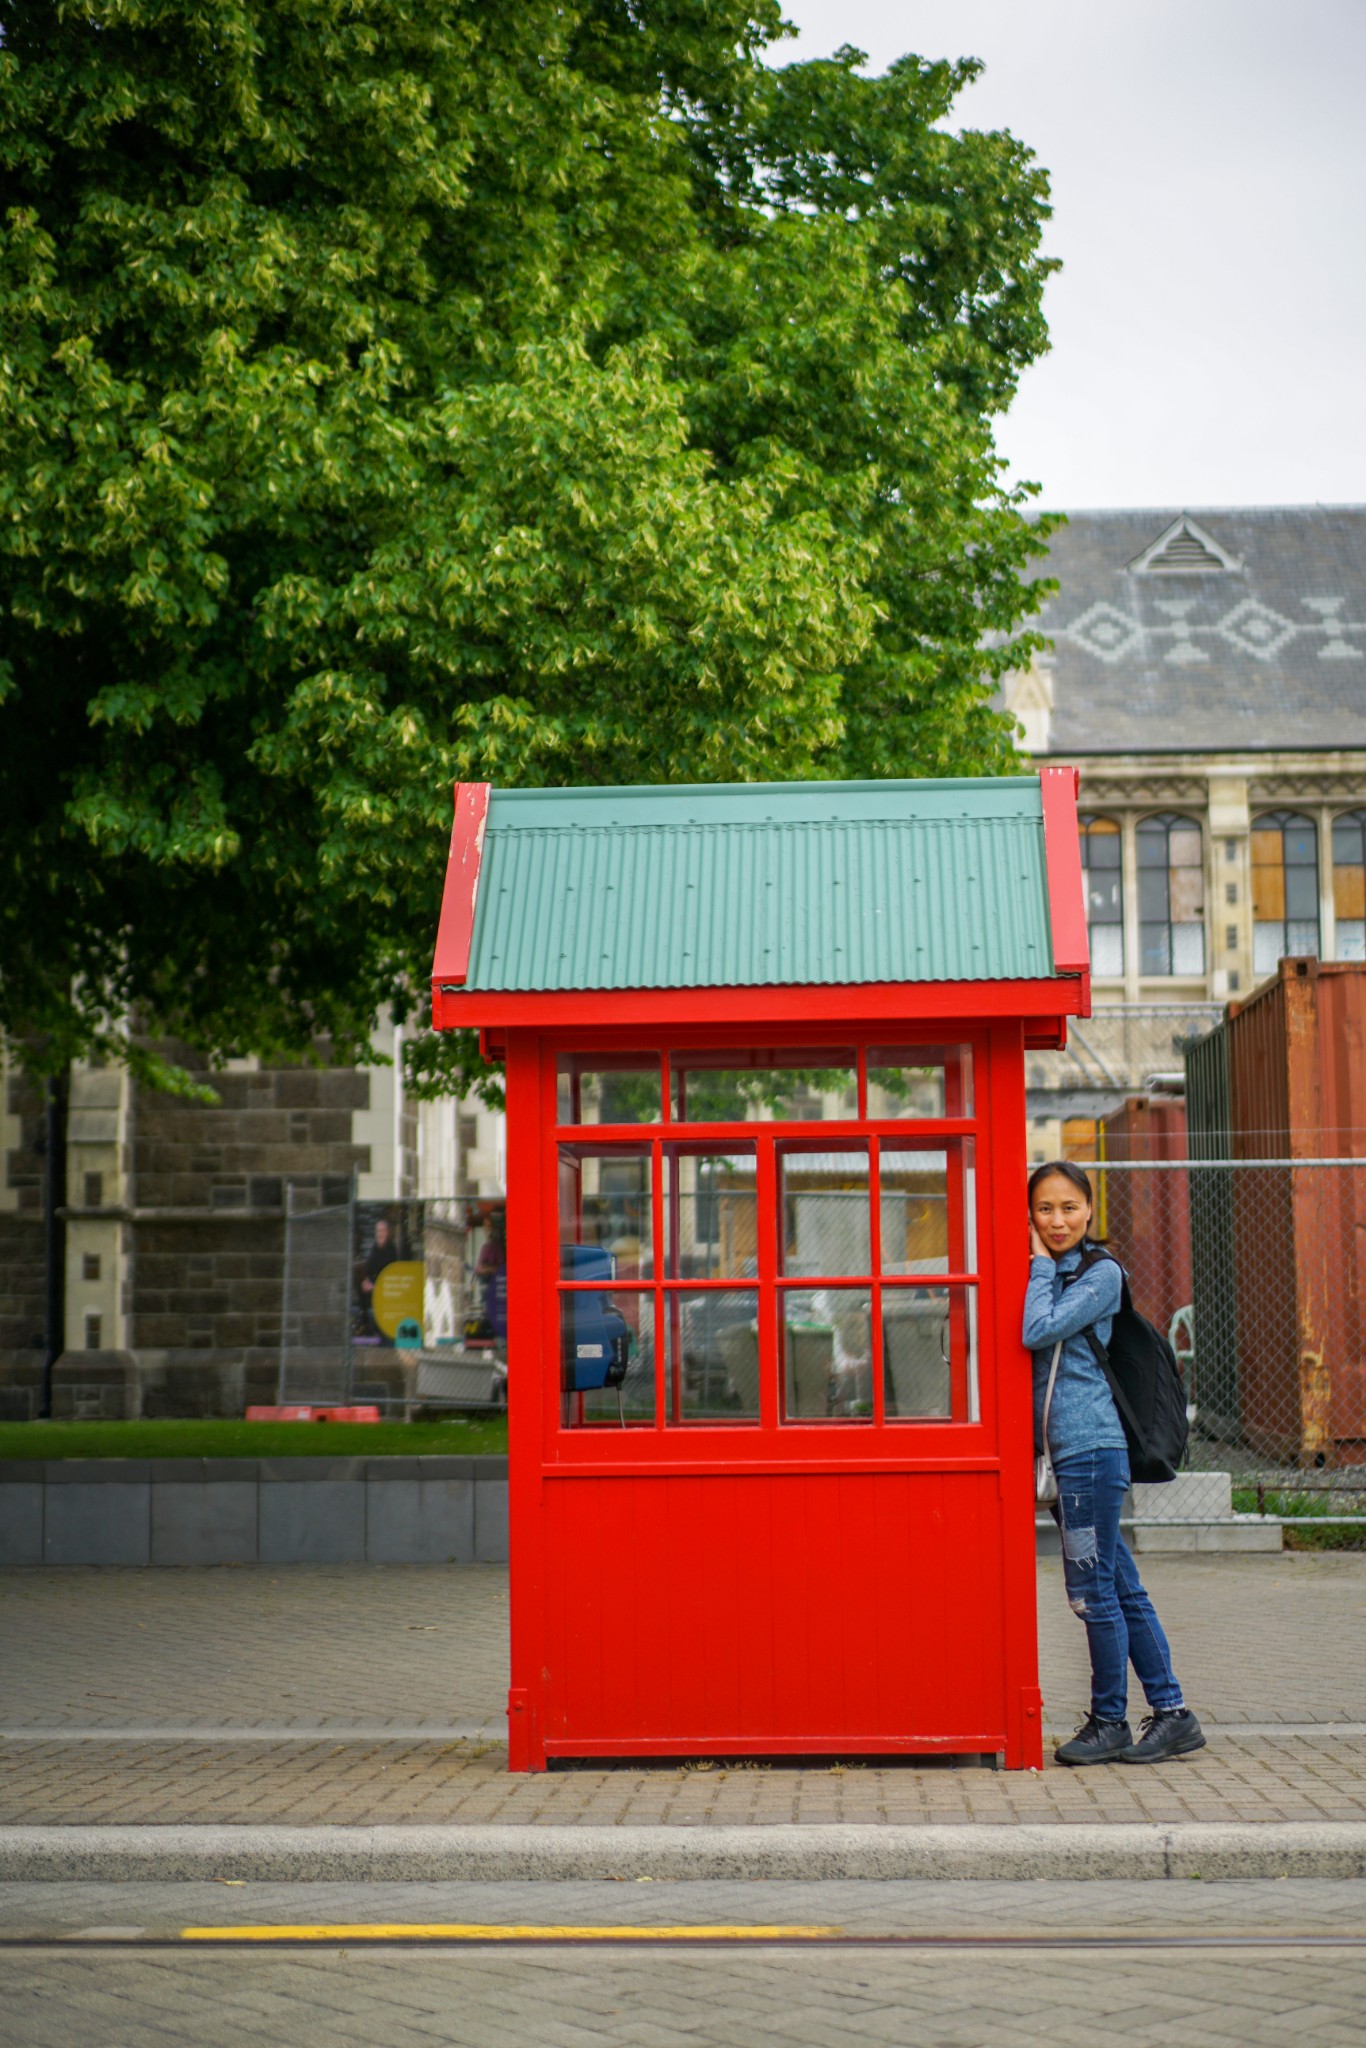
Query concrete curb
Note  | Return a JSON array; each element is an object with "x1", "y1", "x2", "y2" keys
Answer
[{"x1": 4, "y1": 1823, "x2": 1365, "y2": 1884}]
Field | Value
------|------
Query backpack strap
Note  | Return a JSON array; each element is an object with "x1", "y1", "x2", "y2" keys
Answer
[
  {"x1": 1083, "y1": 1328, "x2": 1147, "y2": 1451},
  {"x1": 1062, "y1": 1245, "x2": 1149, "y2": 1452}
]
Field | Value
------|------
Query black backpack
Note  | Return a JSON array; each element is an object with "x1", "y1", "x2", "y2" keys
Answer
[{"x1": 1064, "y1": 1245, "x2": 1189, "y2": 1484}]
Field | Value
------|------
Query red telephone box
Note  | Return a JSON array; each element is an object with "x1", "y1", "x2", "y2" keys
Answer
[{"x1": 432, "y1": 771, "x2": 1089, "y2": 1771}]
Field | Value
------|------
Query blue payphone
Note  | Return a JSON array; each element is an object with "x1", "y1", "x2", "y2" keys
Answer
[{"x1": 560, "y1": 1244, "x2": 633, "y2": 1396}]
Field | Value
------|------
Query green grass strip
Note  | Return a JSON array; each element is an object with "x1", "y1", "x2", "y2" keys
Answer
[{"x1": 0, "y1": 1417, "x2": 508, "y2": 1461}]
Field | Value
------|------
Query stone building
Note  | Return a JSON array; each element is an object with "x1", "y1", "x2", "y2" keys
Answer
[
  {"x1": 1005, "y1": 505, "x2": 1366, "y2": 1145},
  {"x1": 0, "y1": 1017, "x2": 469, "y2": 1419}
]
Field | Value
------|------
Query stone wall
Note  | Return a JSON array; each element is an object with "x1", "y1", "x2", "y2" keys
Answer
[
  {"x1": 0, "y1": 1043, "x2": 388, "y2": 1419},
  {"x1": 120, "y1": 1051, "x2": 371, "y2": 1413},
  {"x1": 0, "y1": 1065, "x2": 48, "y2": 1416},
  {"x1": 132, "y1": 1051, "x2": 365, "y2": 1213}
]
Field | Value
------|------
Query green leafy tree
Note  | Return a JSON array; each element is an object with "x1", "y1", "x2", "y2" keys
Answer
[{"x1": 0, "y1": 3, "x2": 1056, "y2": 1096}]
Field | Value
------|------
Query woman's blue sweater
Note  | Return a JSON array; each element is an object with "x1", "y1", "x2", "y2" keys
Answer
[{"x1": 1023, "y1": 1244, "x2": 1126, "y2": 1458}]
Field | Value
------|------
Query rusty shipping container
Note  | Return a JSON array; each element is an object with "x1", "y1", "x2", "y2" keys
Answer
[
  {"x1": 1185, "y1": 959, "x2": 1366, "y2": 1464},
  {"x1": 1094, "y1": 1097, "x2": 1192, "y2": 1356}
]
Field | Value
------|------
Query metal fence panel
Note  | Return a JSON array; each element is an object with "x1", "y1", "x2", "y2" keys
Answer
[
  {"x1": 1074, "y1": 1158, "x2": 1366, "y2": 1531},
  {"x1": 276, "y1": 1192, "x2": 352, "y2": 1406},
  {"x1": 276, "y1": 1192, "x2": 509, "y2": 1412},
  {"x1": 283, "y1": 1168, "x2": 1366, "y2": 1528}
]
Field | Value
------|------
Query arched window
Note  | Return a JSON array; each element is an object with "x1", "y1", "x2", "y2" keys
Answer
[
  {"x1": 1137, "y1": 813, "x2": 1205, "y2": 977},
  {"x1": 1252, "y1": 812, "x2": 1319, "y2": 977},
  {"x1": 1332, "y1": 810, "x2": 1366, "y2": 962},
  {"x1": 1079, "y1": 816, "x2": 1124, "y2": 976}
]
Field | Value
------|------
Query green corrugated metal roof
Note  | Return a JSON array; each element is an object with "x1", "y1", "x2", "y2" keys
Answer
[{"x1": 463, "y1": 778, "x2": 1057, "y2": 992}]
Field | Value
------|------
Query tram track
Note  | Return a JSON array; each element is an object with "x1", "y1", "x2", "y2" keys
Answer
[{"x1": 3, "y1": 1928, "x2": 1365, "y2": 1952}]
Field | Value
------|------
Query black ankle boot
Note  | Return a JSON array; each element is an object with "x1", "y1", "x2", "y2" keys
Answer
[
  {"x1": 1120, "y1": 1709, "x2": 1206, "y2": 1763},
  {"x1": 1054, "y1": 1713, "x2": 1133, "y2": 1766}
]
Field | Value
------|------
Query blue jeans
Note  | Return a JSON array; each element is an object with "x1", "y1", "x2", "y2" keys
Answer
[{"x1": 1052, "y1": 1447, "x2": 1184, "y2": 1725}]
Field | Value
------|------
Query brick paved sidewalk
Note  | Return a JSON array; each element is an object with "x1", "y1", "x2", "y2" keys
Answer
[
  {"x1": 2, "y1": 1554, "x2": 1362, "y2": 1832},
  {"x1": 3, "y1": 1727, "x2": 1364, "y2": 1829}
]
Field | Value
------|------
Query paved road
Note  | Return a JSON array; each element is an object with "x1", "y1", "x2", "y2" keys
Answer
[{"x1": 2, "y1": 1880, "x2": 1363, "y2": 2046}]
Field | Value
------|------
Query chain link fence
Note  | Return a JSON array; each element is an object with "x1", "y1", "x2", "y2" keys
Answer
[
  {"x1": 1077, "y1": 1157, "x2": 1366, "y2": 1538},
  {"x1": 1026, "y1": 1002, "x2": 1224, "y2": 1112},
  {"x1": 276, "y1": 1190, "x2": 507, "y2": 1411},
  {"x1": 278, "y1": 1167, "x2": 1366, "y2": 1538}
]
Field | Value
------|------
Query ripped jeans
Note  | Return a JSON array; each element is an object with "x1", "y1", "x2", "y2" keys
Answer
[{"x1": 1052, "y1": 1447, "x2": 1184, "y2": 1725}]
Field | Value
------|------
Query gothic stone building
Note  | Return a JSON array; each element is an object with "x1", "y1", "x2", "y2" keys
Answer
[{"x1": 1005, "y1": 505, "x2": 1366, "y2": 1143}]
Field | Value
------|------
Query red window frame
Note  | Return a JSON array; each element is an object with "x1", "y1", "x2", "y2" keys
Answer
[{"x1": 545, "y1": 1032, "x2": 995, "y2": 1463}]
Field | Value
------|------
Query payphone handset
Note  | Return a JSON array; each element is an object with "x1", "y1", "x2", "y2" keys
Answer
[{"x1": 560, "y1": 1244, "x2": 633, "y2": 1392}]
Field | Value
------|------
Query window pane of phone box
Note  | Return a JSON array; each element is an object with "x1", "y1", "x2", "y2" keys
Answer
[
  {"x1": 557, "y1": 1055, "x2": 662, "y2": 1124},
  {"x1": 779, "y1": 1287, "x2": 872, "y2": 1420},
  {"x1": 779, "y1": 1146, "x2": 870, "y2": 1276},
  {"x1": 880, "y1": 1139, "x2": 976, "y2": 1274},
  {"x1": 662, "y1": 1145, "x2": 756, "y2": 1279},
  {"x1": 663, "y1": 1289, "x2": 760, "y2": 1422},
  {"x1": 866, "y1": 1045, "x2": 973, "y2": 1119},
  {"x1": 559, "y1": 1145, "x2": 652, "y2": 1272},
  {"x1": 881, "y1": 1285, "x2": 977, "y2": 1419},
  {"x1": 670, "y1": 1049, "x2": 856, "y2": 1122},
  {"x1": 561, "y1": 1290, "x2": 655, "y2": 1426}
]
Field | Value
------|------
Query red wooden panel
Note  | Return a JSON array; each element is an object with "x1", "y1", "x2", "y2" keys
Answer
[
  {"x1": 981, "y1": 1023, "x2": 1044, "y2": 1769},
  {"x1": 504, "y1": 1033, "x2": 547, "y2": 1769},
  {"x1": 443, "y1": 977, "x2": 1085, "y2": 1036},
  {"x1": 1039, "y1": 765, "x2": 1090, "y2": 1014},
  {"x1": 430, "y1": 781, "x2": 490, "y2": 995},
  {"x1": 538, "y1": 1470, "x2": 1009, "y2": 1755}
]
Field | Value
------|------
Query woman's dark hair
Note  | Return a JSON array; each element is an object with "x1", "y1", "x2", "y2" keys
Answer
[{"x1": 1027, "y1": 1159, "x2": 1093, "y2": 1207}]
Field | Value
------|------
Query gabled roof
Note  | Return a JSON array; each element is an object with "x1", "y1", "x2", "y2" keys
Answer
[
  {"x1": 1025, "y1": 505, "x2": 1366, "y2": 754},
  {"x1": 432, "y1": 772, "x2": 1089, "y2": 1025}
]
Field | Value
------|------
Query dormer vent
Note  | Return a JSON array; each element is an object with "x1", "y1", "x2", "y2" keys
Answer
[{"x1": 1129, "y1": 516, "x2": 1240, "y2": 576}]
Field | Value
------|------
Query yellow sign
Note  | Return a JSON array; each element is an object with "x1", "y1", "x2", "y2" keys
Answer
[{"x1": 372, "y1": 1262, "x2": 425, "y2": 1341}]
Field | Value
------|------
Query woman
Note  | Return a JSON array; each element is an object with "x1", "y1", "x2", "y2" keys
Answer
[{"x1": 1025, "y1": 1161, "x2": 1204, "y2": 1766}]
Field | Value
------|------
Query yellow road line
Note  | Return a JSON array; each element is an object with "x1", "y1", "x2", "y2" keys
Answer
[{"x1": 180, "y1": 1924, "x2": 840, "y2": 1944}]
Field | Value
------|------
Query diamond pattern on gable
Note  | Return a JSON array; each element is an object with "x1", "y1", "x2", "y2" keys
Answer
[
  {"x1": 1215, "y1": 597, "x2": 1297, "y2": 661},
  {"x1": 1061, "y1": 602, "x2": 1142, "y2": 663},
  {"x1": 1129, "y1": 516, "x2": 1240, "y2": 575}
]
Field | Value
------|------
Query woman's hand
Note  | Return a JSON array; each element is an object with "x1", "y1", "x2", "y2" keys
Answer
[{"x1": 1028, "y1": 1216, "x2": 1050, "y2": 1260}]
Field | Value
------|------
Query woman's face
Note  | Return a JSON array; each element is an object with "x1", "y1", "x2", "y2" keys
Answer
[{"x1": 1030, "y1": 1173, "x2": 1092, "y2": 1256}]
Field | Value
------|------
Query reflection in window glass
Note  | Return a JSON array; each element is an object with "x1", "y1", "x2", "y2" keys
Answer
[
  {"x1": 670, "y1": 1049, "x2": 856, "y2": 1122},
  {"x1": 663, "y1": 1289, "x2": 760, "y2": 1422},
  {"x1": 780, "y1": 1287, "x2": 872, "y2": 1420},
  {"x1": 561, "y1": 1289, "x2": 655, "y2": 1426},
  {"x1": 779, "y1": 1146, "x2": 870, "y2": 1276},
  {"x1": 558, "y1": 1146, "x2": 652, "y2": 1271},
  {"x1": 663, "y1": 1145, "x2": 756, "y2": 1279},
  {"x1": 1332, "y1": 812, "x2": 1366, "y2": 962},
  {"x1": 880, "y1": 1148, "x2": 945, "y2": 1273},
  {"x1": 1253, "y1": 811, "x2": 1319, "y2": 976},
  {"x1": 866, "y1": 1045, "x2": 972, "y2": 1119},
  {"x1": 880, "y1": 1139, "x2": 976, "y2": 1274},
  {"x1": 881, "y1": 1285, "x2": 976, "y2": 1419},
  {"x1": 557, "y1": 1055, "x2": 661, "y2": 1125},
  {"x1": 1080, "y1": 817, "x2": 1124, "y2": 977},
  {"x1": 1137, "y1": 815, "x2": 1205, "y2": 976}
]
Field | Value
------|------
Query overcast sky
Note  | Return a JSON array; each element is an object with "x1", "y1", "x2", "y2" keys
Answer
[{"x1": 773, "y1": 1, "x2": 1366, "y2": 511}]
